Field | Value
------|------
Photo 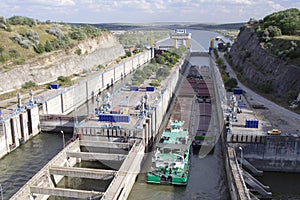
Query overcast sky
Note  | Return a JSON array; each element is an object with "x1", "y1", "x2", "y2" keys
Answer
[{"x1": 0, "y1": 0, "x2": 299, "y2": 24}]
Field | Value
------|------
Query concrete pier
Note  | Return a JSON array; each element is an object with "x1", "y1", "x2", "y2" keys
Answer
[
  {"x1": 30, "y1": 186, "x2": 103, "y2": 199},
  {"x1": 66, "y1": 151, "x2": 127, "y2": 161},
  {"x1": 49, "y1": 167, "x2": 116, "y2": 180}
]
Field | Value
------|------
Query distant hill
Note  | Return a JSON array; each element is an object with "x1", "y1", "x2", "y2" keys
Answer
[{"x1": 188, "y1": 22, "x2": 246, "y2": 30}]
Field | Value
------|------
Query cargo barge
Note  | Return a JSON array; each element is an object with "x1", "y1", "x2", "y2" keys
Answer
[
  {"x1": 147, "y1": 120, "x2": 191, "y2": 185},
  {"x1": 146, "y1": 64, "x2": 214, "y2": 185},
  {"x1": 182, "y1": 65, "x2": 214, "y2": 151}
]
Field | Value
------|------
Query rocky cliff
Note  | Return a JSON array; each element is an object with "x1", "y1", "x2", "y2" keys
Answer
[
  {"x1": 0, "y1": 32, "x2": 124, "y2": 94},
  {"x1": 229, "y1": 26, "x2": 300, "y2": 98}
]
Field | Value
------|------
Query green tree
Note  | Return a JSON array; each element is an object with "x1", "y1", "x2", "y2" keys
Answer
[
  {"x1": 263, "y1": 8, "x2": 300, "y2": 35},
  {"x1": 225, "y1": 78, "x2": 238, "y2": 90},
  {"x1": 156, "y1": 55, "x2": 165, "y2": 64},
  {"x1": 156, "y1": 67, "x2": 170, "y2": 78},
  {"x1": 216, "y1": 57, "x2": 224, "y2": 66}
]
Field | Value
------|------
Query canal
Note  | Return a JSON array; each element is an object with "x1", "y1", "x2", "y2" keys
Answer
[
  {"x1": 0, "y1": 29, "x2": 298, "y2": 200},
  {"x1": 128, "y1": 34, "x2": 230, "y2": 199}
]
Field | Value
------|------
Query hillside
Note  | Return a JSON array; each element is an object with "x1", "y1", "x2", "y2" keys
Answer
[
  {"x1": 0, "y1": 16, "x2": 125, "y2": 95},
  {"x1": 0, "y1": 16, "x2": 108, "y2": 68},
  {"x1": 228, "y1": 8, "x2": 300, "y2": 110}
]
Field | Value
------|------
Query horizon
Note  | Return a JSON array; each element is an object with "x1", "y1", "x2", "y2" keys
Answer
[{"x1": 0, "y1": 1, "x2": 299, "y2": 24}]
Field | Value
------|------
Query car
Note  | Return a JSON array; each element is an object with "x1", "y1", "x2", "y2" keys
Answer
[
  {"x1": 267, "y1": 129, "x2": 282, "y2": 135},
  {"x1": 112, "y1": 137, "x2": 127, "y2": 143}
]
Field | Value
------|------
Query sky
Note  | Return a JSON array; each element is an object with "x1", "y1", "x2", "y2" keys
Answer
[{"x1": 0, "y1": 0, "x2": 299, "y2": 24}]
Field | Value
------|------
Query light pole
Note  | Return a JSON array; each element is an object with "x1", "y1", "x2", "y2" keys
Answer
[
  {"x1": 239, "y1": 146, "x2": 243, "y2": 169},
  {"x1": 61, "y1": 130, "x2": 65, "y2": 148}
]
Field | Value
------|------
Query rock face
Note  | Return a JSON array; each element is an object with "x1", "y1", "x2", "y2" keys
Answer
[
  {"x1": 229, "y1": 27, "x2": 300, "y2": 98},
  {"x1": 0, "y1": 32, "x2": 124, "y2": 94}
]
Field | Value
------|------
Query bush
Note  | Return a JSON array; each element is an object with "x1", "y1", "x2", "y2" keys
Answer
[
  {"x1": 257, "y1": 82, "x2": 272, "y2": 93},
  {"x1": 34, "y1": 43, "x2": 45, "y2": 54},
  {"x1": 0, "y1": 54, "x2": 10, "y2": 63},
  {"x1": 8, "y1": 16, "x2": 37, "y2": 26},
  {"x1": 22, "y1": 81, "x2": 36, "y2": 89},
  {"x1": 26, "y1": 30, "x2": 39, "y2": 44},
  {"x1": 225, "y1": 78, "x2": 238, "y2": 90},
  {"x1": 44, "y1": 40, "x2": 53, "y2": 52},
  {"x1": 75, "y1": 48, "x2": 82, "y2": 55},
  {"x1": 156, "y1": 67, "x2": 170, "y2": 78},
  {"x1": 19, "y1": 39, "x2": 33, "y2": 49},
  {"x1": 47, "y1": 26, "x2": 64, "y2": 38},
  {"x1": 69, "y1": 28, "x2": 86, "y2": 41},
  {"x1": 12, "y1": 33, "x2": 23, "y2": 44},
  {"x1": 8, "y1": 49, "x2": 20, "y2": 58},
  {"x1": 58, "y1": 76, "x2": 71, "y2": 83},
  {"x1": 150, "y1": 80, "x2": 160, "y2": 87},
  {"x1": 216, "y1": 57, "x2": 224, "y2": 66},
  {"x1": 125, "y1": 51, "x2": 132, "y2": 57}
]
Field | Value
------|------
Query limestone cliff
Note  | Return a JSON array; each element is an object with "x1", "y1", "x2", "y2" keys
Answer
[
  {"x1": 0, "y1": 32, "x2": 124, "y2": 94},
  {"x1": 229, "y1": 27, "x2": 300, "y2": 98}
]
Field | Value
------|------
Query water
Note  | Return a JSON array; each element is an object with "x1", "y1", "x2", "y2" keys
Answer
[
  {"x1": 0, "y1": 29, "x2": 297, "y2": 200},
  {"x1": 48, "y1": 161, "x2": 114, "y2": 200},
  {"x1": 256, "y1": 172, "x2": 300, "y2": 200},
  {"x1": 129, "y1": 139, "x2": 229, "y2": 200},
  {"x1": 128, "y1": 36, "x2": 230, "y2": 200},
  {"x1": 0, "y1": 132, "x2": 72, "y2": 199}
]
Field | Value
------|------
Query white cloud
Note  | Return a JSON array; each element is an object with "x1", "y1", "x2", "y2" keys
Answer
[{"x1": 0, "y1": 0, "x2": 298, "y2": 23}]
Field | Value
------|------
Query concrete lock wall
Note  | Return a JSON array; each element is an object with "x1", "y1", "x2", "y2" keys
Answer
[
  {"x1": 0, "y1": 106, "x2": 40, "y2": 159},
  {"x1": 42, "y1": 50, "x2": 152, "y2": 115},
  {"x1": 103, "y1": 55, "x2": 188, "y2": 199},
  {"x1": 242, "y1": 136, "x2": 300, "y2": 172},
  {"x1": 0, "y1": 50, "x2": 152, "y2": 159}
]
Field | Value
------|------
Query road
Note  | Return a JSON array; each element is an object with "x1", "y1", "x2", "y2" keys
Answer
[{"x1": 219, "y1": 52, "x2": 300, "y2": 134}]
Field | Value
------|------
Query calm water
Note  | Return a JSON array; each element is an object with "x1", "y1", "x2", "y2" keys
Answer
[
  {"x1": 256, "y1": 172, "x2": 300, "y2": 200},
  {"x1": 0, "y1": 132, "x2": 72, "y2": 199}
]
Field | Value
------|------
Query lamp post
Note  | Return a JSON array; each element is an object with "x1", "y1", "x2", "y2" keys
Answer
[
  {"x1": 61, "y1": 130, "x2": 65, "y2": 148},
  {"x1": 239, "y1": 146, "x2": 243, "y2": 169}
]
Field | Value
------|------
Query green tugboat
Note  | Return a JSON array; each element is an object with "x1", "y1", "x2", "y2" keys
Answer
[{"x1": 147, "y1": 120, "x2": 191, "y2": 185}]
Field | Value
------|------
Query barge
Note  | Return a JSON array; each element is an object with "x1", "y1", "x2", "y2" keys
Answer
[{"x1": 147, "y1": 120, "x2": 191, "y2": 185}]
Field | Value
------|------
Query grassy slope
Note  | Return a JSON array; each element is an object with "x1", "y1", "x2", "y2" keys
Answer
[{"x1": 0, "y1": 23, "x2": 72, "y2": 70}]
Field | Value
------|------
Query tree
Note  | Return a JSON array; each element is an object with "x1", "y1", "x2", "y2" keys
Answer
[
  {"x1": 216, "y1": 57, "x2": 224, "y2": 66},
  {"x1": 266, "y1": 26, "x2": 282, "y2": 37},
  {"x1": 156, "y1": 55, "x2": 165, "y2": 64},
  {"x1": 225, "y1": 78, "x2": 238, "y2": 90},
  {"x1": 263, "y1": 8, "x2": 300, "y2": 35},
  {"x1": 156, "y1": 67, "x2": 170, "y2": 78}
]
